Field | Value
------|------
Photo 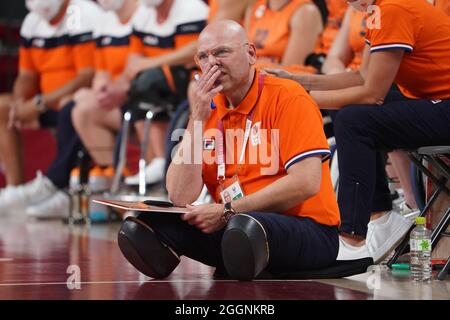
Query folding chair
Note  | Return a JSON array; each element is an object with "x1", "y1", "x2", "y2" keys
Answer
[{"x1": 386, "y1": 146, "x2": 450, "y2": 280}]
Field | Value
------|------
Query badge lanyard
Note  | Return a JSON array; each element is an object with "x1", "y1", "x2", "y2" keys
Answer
[{"x1": 216, "y1": 73, "x2": 265, "y2": 185}]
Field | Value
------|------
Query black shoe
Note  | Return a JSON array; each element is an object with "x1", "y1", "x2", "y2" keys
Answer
[
  {"x1": 221, "y1": 214, "x2": 269, "y2": 281},
  {"x1": 118, "y1": 216, "x2": 180, "y2": 278}
]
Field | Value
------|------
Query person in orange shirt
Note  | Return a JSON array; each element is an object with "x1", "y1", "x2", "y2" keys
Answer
[
  {"x1": 0, "y1": 0, "x2": 99, "y2": 215},
  {"x1": 117, "y1": 20, "x2": 340, "y2": 281},
  {"x1": 321, "y1": 7, "x2": 366, "y2": 74},
  {"x1": 245, "y1": 0, "x2": 323, "y2": 73},
  {"x1": 72, "y1": 0, "x2": 208, "y2": 187},
  {"x1": 268, "y1": 0, "x2": 450, "y2": 264}
]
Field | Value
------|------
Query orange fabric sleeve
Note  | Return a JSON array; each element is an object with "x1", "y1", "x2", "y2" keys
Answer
[
  {"x1": 129, "y1": 33, "x2": 144, "y2": 55},
  {"x1": 367, "y1": 4, "x2": 417, "y2": 51},
  {"x1": 273, "y1": 91, "x2": 329, "y2": 170},
  {"x1": 18, "y1": 47, "x2": 37, "y2": 72},
  {"x1": 73, "y1": 41, "x2": 96, "y2": 70}
]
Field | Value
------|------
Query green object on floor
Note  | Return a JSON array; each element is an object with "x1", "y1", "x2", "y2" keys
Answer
[{"x1": 392, "y1": 263, "x2": 410, "y2": 270}]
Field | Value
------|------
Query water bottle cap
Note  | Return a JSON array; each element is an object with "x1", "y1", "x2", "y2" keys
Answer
[{"x1": 415, "y1": 217, "x2": 426, "y2": 225}]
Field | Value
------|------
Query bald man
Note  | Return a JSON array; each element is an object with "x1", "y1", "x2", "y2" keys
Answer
[{"x1": 117, "y1": 20, "x2": 340, "y2": 281}]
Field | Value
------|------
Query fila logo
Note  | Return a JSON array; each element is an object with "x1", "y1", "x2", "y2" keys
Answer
[
  {"x1": 32, "y1": 38, "x2": 45, "y2": 48},
  {"x1": 101, "y1": 37, "x2": 112, "y2": 46},
  {"x1": 143, "y1": 35, "x2": 158, "y2": 45}
]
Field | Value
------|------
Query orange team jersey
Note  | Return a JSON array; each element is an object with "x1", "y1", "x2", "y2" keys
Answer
[
  {"x1": 366, "y1": 0, "x2": 450, "y2": 100},
  {"x1": 19, "y1": 0, "x2": 99, "y2": 98},
  {"x1": 94, "y1": 4, "x2": 147, "y2": 80},
  {"x1": 130, "y1": 0, "x2": 208, "y2": 58},
  {"x1": 315, "y1": 0, "x2": 348, "y2": 54},
  {"x1": 434, "y1": 0, "x2": 450, "y2": 16},
  {"x1": 347, "y1": 8, "x2": 366, "y2": 69},
  {"x1": 202, "y1": 69, "x2": 340, "y2": 227},
  {"x1": 247, "y1": 0, "x2": 312, "y2": 65}
]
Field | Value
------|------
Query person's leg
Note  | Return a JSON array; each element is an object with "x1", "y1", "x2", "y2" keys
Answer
[
  {"x1": 136, "y1": 212, "x2": 226, "y2": 270},
  {"x1": 72, "y1": 89, "x2": 121, "y2": 167},
  {"x1": 46, "y1": 100, "x2": 85, "y2": 189},
  {"x1": 388, "y1": 150, "x2": 418, "y2": 209},
  {"x1": 334, "y1": 95, "x2": 450, "y2": 240},
  {"x1": 0, "y1": 94, "x2": 23, "y2": 186},
  {"x1": 246, "y1": 212, "x2": 339, "y2": 272}
]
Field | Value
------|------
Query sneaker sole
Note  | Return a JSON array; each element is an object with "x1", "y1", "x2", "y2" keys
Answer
[
  {"x1": 118, "y1": 217, "x2": 179, "y2": 278},
  {"x1": 372, "y1": 220, "x2": 412, "y2": 264}
]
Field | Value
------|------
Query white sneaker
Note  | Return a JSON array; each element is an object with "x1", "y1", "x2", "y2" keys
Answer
[
  {"x1": 366, "y1": 211, "x2": 413, "y2": 264},
  {"x1": 336, "y1": 236, "x2": 372, "y2": 261},
  {"x1": 26, "y1": 191, "x2": 70, "y2": 219},
  {"x1": 125, "y1": 157, "x2": 166, "y2": 185},
  {"x1": 0, "y1": 171, "x2": 57, "y2": 214}
]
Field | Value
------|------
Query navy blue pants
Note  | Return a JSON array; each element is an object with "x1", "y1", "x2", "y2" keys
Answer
[
  {"x1": 137, "y1": 211, "x2": 339, "y2": 273},
  {"x1": 334, "y1": 90, "x2": 450, "y2": 237},
  {"x1": 42, "y1": 101, "x2": 85, "y2": 189}
]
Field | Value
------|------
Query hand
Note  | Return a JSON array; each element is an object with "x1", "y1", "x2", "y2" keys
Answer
[
  {"x1": 189, "y1": 65, "x2": 223, "y2": 121},
  {"x1": 96, "y1": 80, "x2": 128, "y2": 110},
  {"x1": 124, "y1": 55, "x2": 156, "y2": 80},
  {"x1": 181, "y1": 203, "x2": 226, "y2": 234},
  {"x1": 8, "y1": 98, "x2": 40, "y2": 129},
  {"x1": 263, "y1": 68, "x2": 294, "y2": 80}
]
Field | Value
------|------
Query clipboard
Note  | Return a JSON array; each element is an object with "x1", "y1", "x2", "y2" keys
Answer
[{"x1": 93, "y1": 199, "x2": 188, "y2": 214}]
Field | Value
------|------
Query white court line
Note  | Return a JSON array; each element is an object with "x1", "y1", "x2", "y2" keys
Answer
[{"x1": 0, "y1": 278, "x2": 311, "y2": 287}]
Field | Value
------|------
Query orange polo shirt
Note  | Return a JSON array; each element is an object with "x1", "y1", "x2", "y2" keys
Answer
[
  {"x1": 19, "y1": 0, "x2": 99, "y2": 98},
  {"x1": 202, "y1": 69, "x2": 340, "y2": 227},
  {"x1": 366, "y1": 0, "x2": 450, "y2": 99},
  {"x1": 435, "y1": 0, "x2": 450, "y2": 16}
]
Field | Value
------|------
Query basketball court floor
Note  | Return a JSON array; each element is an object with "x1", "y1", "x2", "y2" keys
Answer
[{"x1": 0, "y1": 209, "x2": 449, "y2": 301}]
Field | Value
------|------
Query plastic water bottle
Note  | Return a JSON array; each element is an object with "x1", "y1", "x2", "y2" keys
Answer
[{"x1": 410, "y1": 217, "x2": 432, "y2": 282}]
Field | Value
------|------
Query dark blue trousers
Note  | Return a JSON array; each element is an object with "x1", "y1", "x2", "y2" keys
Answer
[
  {"x1": 44, "y1": 101, "x2": 86, "y2": 189},
  {"x1": 137, "y1": 211, "x2": 339, "y2": 273},
  {"x1": 334, "y1": 90, "x2": 450, "y2": 237}
]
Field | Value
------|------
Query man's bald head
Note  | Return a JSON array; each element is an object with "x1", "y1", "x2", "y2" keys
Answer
[{"x1": 198, "y1": 20, "x2": 249, "y2": 49}]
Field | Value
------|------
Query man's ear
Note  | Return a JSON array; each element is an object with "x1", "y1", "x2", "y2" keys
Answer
[{"x1": 247, "y1": 43, "x2": 257, "y2": 65}]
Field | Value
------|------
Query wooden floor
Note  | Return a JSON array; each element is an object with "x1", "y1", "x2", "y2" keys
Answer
[{"x1": 0, "y1": 214, "x2": 448, "y2": 300}]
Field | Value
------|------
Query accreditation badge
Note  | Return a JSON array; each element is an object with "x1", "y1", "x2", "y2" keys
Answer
[{"x1": 219, "y1": 176, "x2": 245, "y2": 203}]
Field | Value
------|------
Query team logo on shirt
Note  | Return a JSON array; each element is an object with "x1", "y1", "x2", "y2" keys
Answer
[
  {"x1": 101, "y1": 37, "x2": 112, "y2": 46},
  {"x1": 32, "y1": 38, "x2": 45, "y2": 48},
  {"x1": 203, "y1": 138, "x2": 215, "y2": 150},
  {"x1": 143, "y1": 35, "x2": 158, "y2": 46},
  {"x1": 251, "y1": 122, "x2": 261, "y2": 146}
]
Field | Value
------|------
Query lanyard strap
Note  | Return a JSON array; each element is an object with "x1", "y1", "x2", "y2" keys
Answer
[{"x1": 216, "y1": 73, "x2": 265, "y2": 182}]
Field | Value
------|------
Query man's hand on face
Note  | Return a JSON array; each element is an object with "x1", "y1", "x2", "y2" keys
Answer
[
  {"x1": 96, "y1": 80, "x2": 128, "y2": 110},
  {"x1": 190, "y1": 65, "x2": 224, "y2": 121},
  {"x1": 8, "y1": 98, "x2": 40, "y2": 129},
  {"x1": 181, "y1": 203, "x2": 226, "y2": 234}
]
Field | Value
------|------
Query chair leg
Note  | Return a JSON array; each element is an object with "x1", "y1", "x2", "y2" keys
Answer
[
  {"x1": 111, "y1": 111, "x2": 132, "y2": 194},
  {"x1": 138, "y1": 111, "x2": 154, "y2": 196},
  {"x1": 437, "y1": 256, "x2": 450, "y2": 280}
]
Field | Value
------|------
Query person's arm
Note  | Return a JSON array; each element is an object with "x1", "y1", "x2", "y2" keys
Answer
[
  {"x1": 42, "y1": 67, "x2": 94, "y2": 110},
  {"x1": 124, "y1": 41, "x2": 198, "y2": 80},
  {"x1": 281, "y1": 3, "x2": 323, "y2": 66},
  {"x1": 166, "y1": 65, "x2": 224, "y2": 205},
  {"x1": 310, "y1": 49, "x2": 404, "y2": 109},
  {"x1": 12, "y1": 70, "x2": 39, "y2": 101},
  {"x1": 213, "y1": 0, "x2": 252, "y2": 22},
  {"x1": 92, "y1": 71, "x2": 111, "y2": 93},
  {"x1": 321, "y1": 8, "x2": 353, "y2": 74},
  {"x1": 233, "y1": 156, "x2": 321, "y2": 213}
]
